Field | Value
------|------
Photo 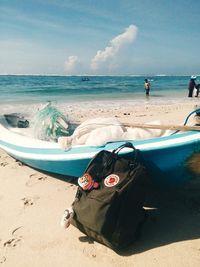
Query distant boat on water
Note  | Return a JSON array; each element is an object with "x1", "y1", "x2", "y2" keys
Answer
[{"x1": 81, "y1": 77, "x2": 90, "y2": 82}]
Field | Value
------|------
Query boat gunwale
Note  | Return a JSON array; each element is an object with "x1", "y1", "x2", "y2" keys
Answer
[{"x1": 0, "y1": 129, "x2": 200, "y2": 161}]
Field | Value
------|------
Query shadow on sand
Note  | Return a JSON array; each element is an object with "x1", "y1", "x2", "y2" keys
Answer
[{"x1": 120, "y1": 179, "x2": 200, "y2": 256}]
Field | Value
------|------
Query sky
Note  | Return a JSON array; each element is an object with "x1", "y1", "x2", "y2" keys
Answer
[{"x1": 0, "y1": 0, "x2": 200, "y2": 75}]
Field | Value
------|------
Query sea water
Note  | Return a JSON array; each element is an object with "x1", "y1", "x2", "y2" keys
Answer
[{"x1": 0, "y1": 75, "x2": 198, "y2": 118}]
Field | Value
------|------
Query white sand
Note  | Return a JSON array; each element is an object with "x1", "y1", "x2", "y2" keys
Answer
[{"x1": 0, "y1": 101, "x2": 200, "y2": 267}]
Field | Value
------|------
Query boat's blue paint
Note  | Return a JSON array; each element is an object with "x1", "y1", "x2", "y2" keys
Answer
[
  {"x1": 14, "y1": 156, "x2": 91, "y2": 178},
  {"x1": 142, "y1": 142, "x2": 198, "y2": 185}
]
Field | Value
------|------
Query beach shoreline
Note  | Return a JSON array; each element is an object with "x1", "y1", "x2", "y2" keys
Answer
[{"x1": 0, "y1": 101, "x2": 200, "y2": 267}]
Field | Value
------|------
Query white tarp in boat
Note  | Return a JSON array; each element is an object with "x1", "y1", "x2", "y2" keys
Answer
[{"x1": 58, "y1": 117, "x2": 171, "y2": 148}]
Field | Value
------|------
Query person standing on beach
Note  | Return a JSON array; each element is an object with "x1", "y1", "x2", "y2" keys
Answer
[
  {"x1": 144, "y1": 79, "x2": 150, "y2": 96},
  {"x1": 195, "y1": 84, "x2": 200, "y2": 97},
  {"x1": 188, "y1": 75, "x2": 197, "y2": 97}
]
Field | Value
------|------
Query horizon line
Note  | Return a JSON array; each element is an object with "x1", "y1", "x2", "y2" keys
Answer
[{"x1": 0, "y1": 73, "x2": 197, "y2": 77}]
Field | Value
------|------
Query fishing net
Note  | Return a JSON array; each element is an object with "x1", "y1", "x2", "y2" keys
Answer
[{"x1": 33, "y1": 103, "x2": 74, "y2": 141}]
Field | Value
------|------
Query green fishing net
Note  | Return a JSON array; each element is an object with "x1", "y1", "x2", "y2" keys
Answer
[{"x1": 33, "y1": 103, "x2": 74, "y2": 141}]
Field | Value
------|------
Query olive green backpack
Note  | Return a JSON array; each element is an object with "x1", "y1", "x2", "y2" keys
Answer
[{"x1": 71, "y1": 142, "x2": 148, "y2": 251}]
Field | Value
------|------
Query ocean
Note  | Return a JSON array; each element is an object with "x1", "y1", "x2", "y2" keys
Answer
[{"x1": 0, "y1": 75, "x2": 198, "y2": 117}]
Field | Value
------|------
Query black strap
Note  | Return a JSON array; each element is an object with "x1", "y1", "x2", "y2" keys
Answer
[
  {"x1": 112, "y1": 142, "x2": 138, "y2": 166},
  {"x1": 112, "y1": 142, "x2": 136, "y2": 154}
]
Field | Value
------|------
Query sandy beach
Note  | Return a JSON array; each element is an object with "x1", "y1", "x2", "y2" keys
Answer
[{"x1": 1, "y1": 101, "x2": 200, "y2": 267}]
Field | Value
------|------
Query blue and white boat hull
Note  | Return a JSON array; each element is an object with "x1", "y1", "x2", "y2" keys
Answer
[{"x1": 0, "y1": 119, "x2": 200, "y2": 185}]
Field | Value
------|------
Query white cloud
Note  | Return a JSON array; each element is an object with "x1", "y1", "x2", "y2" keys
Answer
[
  {"x1": 90, "y1": 24, "x2": 138, "y2": 71},
  {"x1": 64, "y1": 55, "x2": 80, "y2": 73}
]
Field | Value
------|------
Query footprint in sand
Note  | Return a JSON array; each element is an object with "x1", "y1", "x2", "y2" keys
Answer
[
  {"x1": 0, "y1": 162, "x2": 8, "y2": 167},
  {"x1": 0, "y1": 239, "x2": 6, "y2": 264},
  {"x1": 0, "y1": 255, "x2": 6, "y2": 264},
  {"x1": 80, "y1": 236, "x2": 108, "y2": 258},
  {"x1": 1, "y1": 226, "x2": 24, "y2": 264},
  {"x1": 21, "y1": 197, "x2": 34, "y2": 207},
  {"x1": 3, "y1": 238, "x2": 21, "y2": 248},
  {"x1": 21, "y1": 196, "x2": 40, "y2": 208},
  {"x1": 25, "y1": 173, "x2": 47, "y2": 187},
  {"x1": 11, "y1": 226, "x2": 24, "y2": 238},
  {"x1": 80, "y1": 236, "x2": 101, "y2": 259},
  {"x1": 15, "y1": 160, "x2": 24, "y2": 167},
  {"x1": 6, "y1": 227, "x2": 23, "y2": 248}
]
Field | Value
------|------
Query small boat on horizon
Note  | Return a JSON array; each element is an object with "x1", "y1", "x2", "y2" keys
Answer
[{"x1": 81, "y1": 77, "x2": 90, "y2": 82}]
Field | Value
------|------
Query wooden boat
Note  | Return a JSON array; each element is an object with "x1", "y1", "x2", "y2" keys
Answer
[{"x1": 0, "y1": 116, "x2": 200, "y2": 185}]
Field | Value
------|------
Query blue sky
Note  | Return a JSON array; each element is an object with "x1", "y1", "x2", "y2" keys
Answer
[{"x1": 0, "y1": 0, "x2": 199, "y2": 75}]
